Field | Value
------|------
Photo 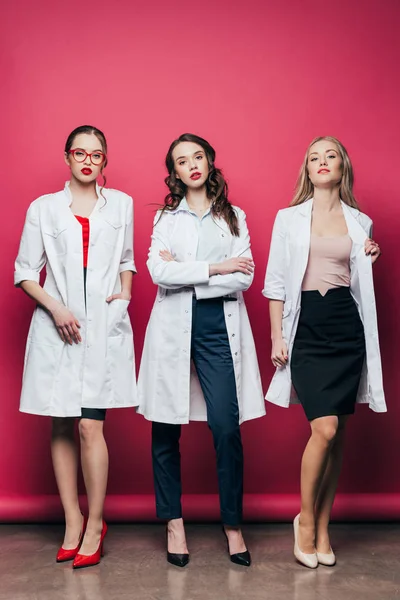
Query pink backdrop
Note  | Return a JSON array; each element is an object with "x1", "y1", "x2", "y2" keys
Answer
[{"x1": 1, "y1": 0, "x2": 399, "y2": 521}]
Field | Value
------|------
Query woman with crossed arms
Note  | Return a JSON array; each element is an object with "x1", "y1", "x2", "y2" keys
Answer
[{"x1": 138, "y1": 133, "x2": 265, "y2": 567}]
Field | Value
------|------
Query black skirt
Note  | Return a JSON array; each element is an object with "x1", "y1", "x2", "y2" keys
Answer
[{"x1": 291, "y1": 287, "x2": 366, "y2": 421}]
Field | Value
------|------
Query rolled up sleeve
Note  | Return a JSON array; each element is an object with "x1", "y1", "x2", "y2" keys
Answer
[
  {"x1": 262, "y1": 210, "x2": 286, "y2": 301},
  {"x1": 119, "y1": 196, "x2": 137, "y2": 274},
  {"x1": 14, "y1": 202, "x2": 46, "y2": 286}
]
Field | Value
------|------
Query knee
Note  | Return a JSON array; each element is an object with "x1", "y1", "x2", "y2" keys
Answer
[
  {"x1": 78, "y1": 419, "x2": 103, "y2": 445},
  {"x1": 52, "y1": 417, "x2": 75, "y2": 440},
  {"x1": 312, "y1": 421, "x2": 338, "y2": 445},
  {"x1": 211, "y1": 421, "x2": 241, "y2": 445}
]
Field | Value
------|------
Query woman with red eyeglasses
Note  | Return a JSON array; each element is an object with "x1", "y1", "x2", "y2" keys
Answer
[{"x1": 14, "y1": 125, "x2": 137, "y2": 568}]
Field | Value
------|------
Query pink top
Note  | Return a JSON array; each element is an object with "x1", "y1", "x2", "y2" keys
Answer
[{"x1": 302, "y1": 234, "x2": 352, "y2": 296}]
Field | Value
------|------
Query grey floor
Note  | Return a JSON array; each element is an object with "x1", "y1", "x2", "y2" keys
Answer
[{"x1": 0, "y1": 523, "x2": 399, "y2": 600}]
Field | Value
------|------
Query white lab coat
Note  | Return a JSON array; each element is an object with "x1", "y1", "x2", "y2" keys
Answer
[
  {"x1": 137, "y1": 205, "x2": 266, "y2": 425},
  {"x1": 263, "y1": 198, "x2": 386, "y2": 413},
  {"x1": 14, "y1": 183, "x2": 138, "y2": 417}
]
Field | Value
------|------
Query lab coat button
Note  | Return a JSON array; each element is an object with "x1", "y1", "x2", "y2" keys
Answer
[
  {"x1": 232, "y1": 333, "x2": 235, "y2": 337},
  {"x1": 228, "y1": 314, "x2": 232, "y2": 317}
]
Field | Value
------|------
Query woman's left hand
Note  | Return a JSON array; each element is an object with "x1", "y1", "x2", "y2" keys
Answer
[
  {"x1": 106, "y1": 290, "x2": 131, "y2": 303},
  {"x1": 159, "y1": 250, "x2": 175, "y2": 262},
  {"x1": 364, "y1": 238, "x2": 381, "y2": 264}
]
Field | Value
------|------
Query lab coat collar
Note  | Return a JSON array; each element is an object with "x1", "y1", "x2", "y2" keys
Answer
[
  {"x1": 63, "y1": 181, "x2": 102, "y2": 206},
  {"x1": 297, "y1": 197, "x2": 367, "y2": 245}
]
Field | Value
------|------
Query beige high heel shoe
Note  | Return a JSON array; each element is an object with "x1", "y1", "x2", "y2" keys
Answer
[
  {"x1": 293, "y1": 514, "x2": 318, "y2": 569},
  {"x1": 317, "y1": 548, "x2": 336, "y2": 566}
]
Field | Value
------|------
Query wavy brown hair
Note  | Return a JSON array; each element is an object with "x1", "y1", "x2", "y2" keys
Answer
[
  {"x1": 291, "y1": 136, "x2": 359, "y2": 209},
  {"x1": 65, "y1": 125, "x2": 108, "y2": 203},
  {"x1": 161, "y1": 133, "x2": 239, "y2": 236}
]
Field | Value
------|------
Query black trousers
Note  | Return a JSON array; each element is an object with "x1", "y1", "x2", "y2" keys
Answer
[{"x1": 152, "y1": 296, "x2": 243, "y2": 526}]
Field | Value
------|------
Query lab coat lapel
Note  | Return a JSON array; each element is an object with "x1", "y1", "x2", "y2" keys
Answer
[
  {"x1": 291, "y1": 199, "x2": 312, "y2": 310},
  {"x1": 341, "y1": 202, "x2": 368, "y2": 246}
]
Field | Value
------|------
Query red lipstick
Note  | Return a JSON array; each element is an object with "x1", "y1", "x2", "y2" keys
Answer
[
  {"x1": 318, "y1": 168, "x2": 330, "y2": 174},
  {"x1": 190, "y1": 172, "x2": 201, "y2": 180},
  {"x1": 81, "y1": 168, "x2": 92, "y2": 175}
]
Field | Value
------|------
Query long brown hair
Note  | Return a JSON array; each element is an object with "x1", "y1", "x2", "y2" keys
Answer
[
  {"x1": 291, "y1": 136, "x2": 359, "y2": 209},
  {"x1": 65, "y1": 125, "x2": 108, "y2": 202},
  {"x1": 161, "y1": 133, "x2": 239, "y2": 236}
]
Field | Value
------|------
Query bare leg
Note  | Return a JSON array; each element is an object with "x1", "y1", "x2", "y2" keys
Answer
[
  {"x1": 167, "y1": 518, "x2": 189, "y2": 554},
  {"x1": 78, "y1": 419, "x2": 108, "y2": 555},
  {"x1": 51, "y1": 418, "x2": 83, "y2": 548},
  {"x1": 315, "y1": 416, "x2": 349, "y2": 553},
  {"x1": 223, "y1": 526, "x2": 247, "y2": 554},
  {"x1": 298, "y1": 416, "x2": 339, "y2": 554}
]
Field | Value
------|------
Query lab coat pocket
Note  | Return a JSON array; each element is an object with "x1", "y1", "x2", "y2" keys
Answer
[
  {"x1": 22, "y1": 341, "x2": 62, "y2": 408},
  {"x1": 33, "y1": 307, "x2": 64, "y2": 346},
  {"x1": 43, "y1": 226, "x2": 68, "y2": 255},
  {"x1": 104, "y1": 219, "x2": 123, "y2": 247},
  {"x1": 107, "y1": 335, "x2": 135, "y2": 404},
  {"x1": 107, "y1": 299, "x2": 130, "y2": 337}
]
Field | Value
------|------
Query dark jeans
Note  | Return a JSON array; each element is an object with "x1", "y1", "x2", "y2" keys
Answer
[{"x1": 152, "y1": 297, "x2": 243, "y2": 526}]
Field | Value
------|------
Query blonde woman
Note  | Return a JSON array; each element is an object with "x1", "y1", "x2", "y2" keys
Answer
[{"x1": 263, "y1": 136, "x2": 385, "y2": 568}]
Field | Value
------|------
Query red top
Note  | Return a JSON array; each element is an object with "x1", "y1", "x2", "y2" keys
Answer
[{"x1": 75, "y1": 215, "x2": 90, "y2": 268}]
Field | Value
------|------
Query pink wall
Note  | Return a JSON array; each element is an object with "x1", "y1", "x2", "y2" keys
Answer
[{"x1": 1, "y1": 0, "x2": 399, "y2": 521}]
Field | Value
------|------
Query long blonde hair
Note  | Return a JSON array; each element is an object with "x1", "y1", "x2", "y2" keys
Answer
[{"x1": 291, "y1": 136, "x2": 359, "y2": 209}]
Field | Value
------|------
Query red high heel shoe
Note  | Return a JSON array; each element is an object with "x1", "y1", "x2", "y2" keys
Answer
[
  {"x1": 73, "y1": 520, "x2": 108, "y2": 569},
  {"x1": 56, "y1": 515, "x2": 88, "y2": 563}
]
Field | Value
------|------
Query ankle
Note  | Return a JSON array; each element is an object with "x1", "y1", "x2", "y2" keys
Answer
[
  {"x1": 167, "y1": 518, "x2": 184, "y2": 532},
  {"x1": 64, "y1": 510, "x2": 83, "y2": 526},
  {"x1": 168, "y1": 518, "x2": 183, "y2": 522},
  {"x1": 316, "y1": 528, "x2": 330, "y2": 544},
  {"x1": 224, "y1": 526, "x2": 241, "y2": 535},
  {"x1": 299, "y1": 512, "x2": 315, "y2": 529},
  {"x1": 86, "y1": 516, "x2": 103, "y2": 530}
]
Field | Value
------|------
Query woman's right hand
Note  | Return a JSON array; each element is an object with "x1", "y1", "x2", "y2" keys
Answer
[
  {"x1": 211, "y1": 257, "x2": 254, "y2": 276},
  {"x1": 271, "y1": 338, "x2": 288, "y2": 368},
  {"x1": 50, "y1": 304, "x2": 82, "y2": 344}
]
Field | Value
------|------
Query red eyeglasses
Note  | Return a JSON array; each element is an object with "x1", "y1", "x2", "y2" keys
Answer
[{"x1": 68, "y1": 148, "x2": 106, "y2": 166}]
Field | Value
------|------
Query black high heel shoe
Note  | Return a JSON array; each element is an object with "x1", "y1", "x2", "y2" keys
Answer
[
  {"x1": 166, "y1": 527, "x2": 189, "y2": 568},
  {"x1": 222, "y1": 527, "x2": 251, "y2": 567}
]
